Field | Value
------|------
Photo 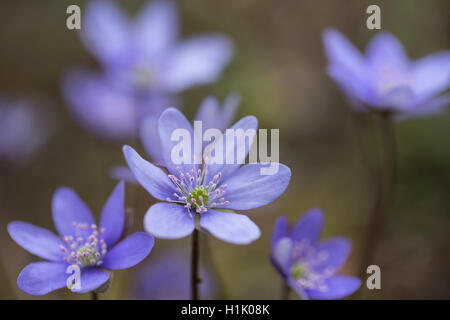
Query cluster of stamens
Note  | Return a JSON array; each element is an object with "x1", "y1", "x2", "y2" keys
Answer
[
  {"x1": 59, "y1": 223, "x2": 107, "y2": 267},
  {"x1": 166, "y1": 165, "x2": 229, "y2": 217},
  {"x1": 290, "y1": 239, "x2": 335, "y2": 292}
]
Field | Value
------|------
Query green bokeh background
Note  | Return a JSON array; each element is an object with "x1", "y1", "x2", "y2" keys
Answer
[{"x1": 0, "y1": 0, "x2": 449, "y2": 299}]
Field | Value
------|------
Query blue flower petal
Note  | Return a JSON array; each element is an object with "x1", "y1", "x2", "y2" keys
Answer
[
  {"x1": 144, "y1": 203, "x2": 195, "y2": 239},
  {"x1": 271, "y1": 216, "x2": 289, "y2": 251},
  {"x1": 158, "y1": 108, "x2": 197, "y2": 175},
  {"x1": 8, "y1": 222, "x2": 64, "y2": 262},
  {"x1": 316, "y1": 237, "x2": 352, "y2": 273},
  {"x1": 366, "y1": 31, "x2": 408, "y2": 71},
  {"x1": 99, "y1": 181, "x2": 125, "y2": 247},
  {"x1": 161, "y1": 35, "x2": 234, "y2": 92},
  {"x1": 81, "y1": 0, "x2": 128, "y2": 66},
  {"x1": 102, "y1": 232, "x2": 154, "y2": 270},
  {"x1": 17, "y1": 262, "x2": 68, "y2": 295},
  {"x1": 123, "y1": 145, "x2": 176, "y2": 201},
  {"x1": 412, "y1": 51, "x2": 450, "y2": 100},
  {"x1": 194, "y1": 96, "x2": 221, "y2": 131},
  {"x1": 132, "y1": 0, "x2": 178, "y2": 57},
  {"x1": 71, "y1": 267, "x2": 110, "y2": 294},
  {"x1": 52, "y1": 187, "x2": 95, "y2": 238},
  {"x1": 307, "y1": 275, "x2": 361, "y2": 300},
  {"x1": 218, "y1": 163, "x2": 291, "y2": 211},
  {"x1": 290, "y1": 208, "x2": 324, "y2": 243},
  {"x1": 199, "y1": 210, "x2": 260, "y2": 245},
  {"x1": 271, "y1": 237, "x2": 293, "y2": 277},
  {"x1": 140, "y1": 117, "x2": 165, "y2": 165},
  {"x1": 322, "y1": 28, "x2": 369, "y2": 84},
  {"x1": 205, "y1": 115, "x2": 258, "y2": 179},
  {"x1": 61, "y1": 69, "x2": 138, "y2": 141}
]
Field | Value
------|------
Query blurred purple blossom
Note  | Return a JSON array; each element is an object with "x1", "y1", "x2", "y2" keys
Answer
[
  {"x1": 111, "y1": 93, "x2": 240, "y2": 183},
  {"x1": 7, "y1": 181, "x2": 154, "y2": 295},
  {"x1": 271, "y1": 209, "x2": 361, "y2": 300},
  {"x1": 133, "y1": 250, "x2": 217, "y2": 300},
  {"x1": 0, "y1": 97, "x2": 54, "y2": 167},
  {"x1": 323, "y1": 28, "x2": 450, "y2": 119},
  {"x1": 62, "y1": 0, "x2": 234, "y2": 141},
  {"x1": 123, "y1": 108, "x2": 291, "y2": 245}
]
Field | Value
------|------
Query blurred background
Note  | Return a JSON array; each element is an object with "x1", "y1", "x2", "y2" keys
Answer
[{"x1": 0, "y1": 0, "x2": 449, "y2": 299}]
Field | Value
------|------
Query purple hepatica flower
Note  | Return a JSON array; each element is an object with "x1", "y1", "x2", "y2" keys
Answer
[
  {"x1": 323, "y1": 28, "x2": 450, "y2": 119},
  {"x1": 7, "y1": 181, "x2": 154, "y2": 295},
  {"x1": 133, "y1": 250, "x2": 217, "y2": 300},
  {"x1": 123, "y1": 108, "x2": 291, "y2": 245},
  {"x1": 111, "y1": 93, "x2": 240, "y2": 183},
  {"x1": 62, "y1": 0, "x2": 233, "y2": 141},
  {"x1": 0, "y1": 97, "x2": 53, "y2": 166},
  {"x1": 271, "y1": 209, "x2": 361, "y2": 300}
]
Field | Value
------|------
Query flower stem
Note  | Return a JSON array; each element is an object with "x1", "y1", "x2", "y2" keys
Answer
[
  {"x1": 360, "y1": 112, "x2": 397, "y2": 279},
  {"x1": 280, "y1": 280, "x2": 290, "y2": 300},
  {"x1": 91, "y1": 292, "x2": 98, "y2": 300},
  {"x1": 191, "y1": 228, "x2": 200, "y2": 300}
]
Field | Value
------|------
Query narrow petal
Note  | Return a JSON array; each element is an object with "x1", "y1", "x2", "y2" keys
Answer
[
  {"x1": 221, "y1": 93, "x2": 240, "y2": 130},
  {"x1": 205, "y1": 116, "x2": 258, "y2": 179},
  {"x1": 161, "y1": 35, "x2": 234, "y2": 92},
  {"x1": 366, "y1": 31, "x2": 409, "y2": 71},
  {"x1": 123, "y1": 145, "x2": 175, "y2": 201},
  {"x1": 71, "y1": 267, "x2": 110, "y2": 294},
  {"x1": 199, "y1": 210, "x2": 260, "y2": 245},
  {"x1": 307, "y1": 276, "x2": 361, "y2": 300},
  {"x1": 290, "y1": 208, "x2": 324, "y2": 243},
  {"x1": 132, "y1": 0, "x2": 178, "y2": 57},
  {"x1": 271, "y1": 237, "x2": 293, "y2": 277},
  {"x1": 271, "y1": 216, "x2": 289, "y2": 250},
  {"x1": 140, "y1": 117, "x2": 164, "y2": 165},
  {"x1": 412, "y1": 51, "x2": 450, "y2": 99},
  {"x1": 17, "y1": 262, "x2": 68, "y2": 295},
  {"x1": 322, "y1": 29, "x2": 369, "y2": 83},
  {"x1": 218, "y1": 163, "x2": 291, "y2": 211},
  {"x1": 99, "y1": 181, "x2": 125, "y2": 247},
  {"x1": 144, "y1": 203, "x2": 195, "y2": 239},
  {"x1": 395, "y1": 93, "x2": 450, "y2": 120},
  {"x1": 194, "y1": 96, "x2": 220, "y2": 131},
  {"x1": 158, "y1": 108, "x2": 197, "y2": 175},
  {"x1": 81, "y1": 0, "x2": 128, "y2": 65},
  {"x1": 8, "y1": 222, "x2": 64, "y2": 262},
  {"x1": 316, "y1": 237, "x2": 352, "y2": 273},
  {"x1": 102, "y1": 232, "x2": 154, "y2": 270},
  {"x1": 61, "y1": 70, "x2": 138, "y2": 141},
  {"x1": 52, "y1": 187, "x2": 95, "y2": 238}
]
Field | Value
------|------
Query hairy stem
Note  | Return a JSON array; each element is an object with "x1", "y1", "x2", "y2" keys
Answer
[
  {"x1": 191, "y1": 228, "x2": 200, "y2": 300},
  {"x1": 360, "y1": 112, "x2": 397, "y2": 279}
]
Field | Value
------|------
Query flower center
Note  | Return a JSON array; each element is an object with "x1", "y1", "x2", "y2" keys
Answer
[
  {"x1": 60, "y1": 223, "x2": 107, "y2": 267},
  {"x1": 290, "y1": 239, "x2": 334, "y2": 292},
  {"x1": 291, "y1": 263, "x2": 307, "y2": 279},
  {"x1": 166, "y1": 165, "x2": 230, "y2": 216},
  {"x1": 188, "y1": 186, "x2": 209, "y2": 211}
]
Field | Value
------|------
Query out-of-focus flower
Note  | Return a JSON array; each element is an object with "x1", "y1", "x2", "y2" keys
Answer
[
  {"x1": 62, "y1": 0, "x2": 234, "y2": 141},
  {"x1": 133, "y1": 250, "x2": 217, "y2": 300},
  {"x1": 0, "y1": 97, "x2": 53, "y2": 166},
  {"x1": 271, "y1": 209, "x2": 361, "y2": 300},
  {"x1": 111, "y1": 93, "x2": 240, "y2": 182},
  {"x1": 7, "y1": 181, "x2": 154, "y2": 295},
  {"x1": 322, "y1": 28, "x2": 450, "y2": 119},
  {"x1": 123, "y1": 108, "x2": 291, "y2": 245}
]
